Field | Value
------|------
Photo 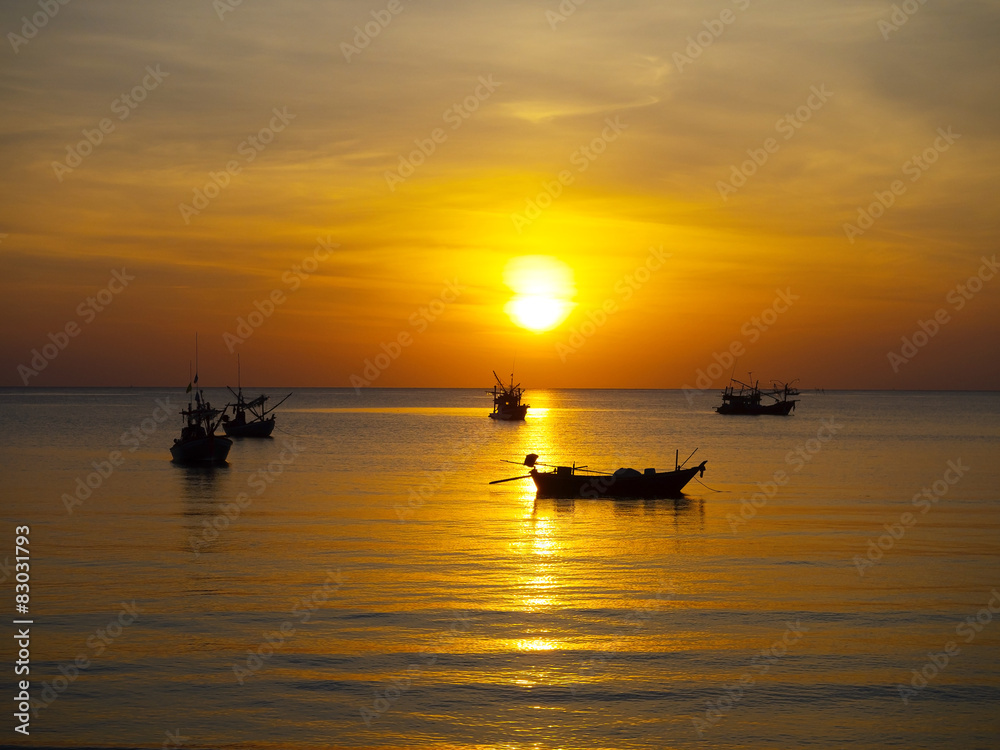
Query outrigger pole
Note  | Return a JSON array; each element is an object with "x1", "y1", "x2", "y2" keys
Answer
[
  {"x1": 493, "y1": 454, "x2": 614, "y2": 484},
  {"x1": 678, "y1": 447, "x2": 698, "y2": 469},
  {"x1": 489, "y1": 474, "x2": 534, "y2": 485}
]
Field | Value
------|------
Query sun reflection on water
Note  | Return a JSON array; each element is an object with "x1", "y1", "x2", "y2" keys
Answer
[{"x1": 515, "y1": 638, "x2": 560, "y2": 652}]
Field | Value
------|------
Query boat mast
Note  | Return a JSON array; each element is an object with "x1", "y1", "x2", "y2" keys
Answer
[{"x1": 193, "y1": 333, "x2": 201, "y2": 407}]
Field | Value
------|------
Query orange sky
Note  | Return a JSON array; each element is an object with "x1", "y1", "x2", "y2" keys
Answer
[{"x1": 1, "y1": 0, "x2": 998, "y2": 389}]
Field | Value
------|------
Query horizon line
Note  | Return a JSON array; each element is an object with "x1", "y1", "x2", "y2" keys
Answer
[{"x1": 2, "y1": 385, "x2": 999, "y2": 393}]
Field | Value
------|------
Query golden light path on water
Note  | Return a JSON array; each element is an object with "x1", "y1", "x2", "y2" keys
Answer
[{"x1": 504, "y1": 405, "x2": 569, "y2": 663}]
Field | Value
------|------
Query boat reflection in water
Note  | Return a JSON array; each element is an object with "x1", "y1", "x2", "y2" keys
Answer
[
  {"x1": 492, "y1": 452, "x2": 707, "y2": 499},
  {"x1": 534, "y1": 492, "x2": 701, "y2": 521}
]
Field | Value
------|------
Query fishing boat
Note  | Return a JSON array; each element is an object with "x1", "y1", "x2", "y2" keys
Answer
[
  {"x1": 488, "y1": 370, "x2": 529, "y2": 421},
  {"x1": 490, "y1": 453, "x2": 707, "y2": 498},
  {"x1": 221, "y1": 360, "x2": 291, "y2": 438},
  {"x1": 716, "y1": 376, "x2": 799, "y2": 415},
  {"x1": 170, "y1": 388, "x2": 232, "y2": 464}
]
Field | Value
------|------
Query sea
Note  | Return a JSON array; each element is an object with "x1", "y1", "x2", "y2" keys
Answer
[{"x1": 2, "y1": 387, "x2": 999, "y2": 750}]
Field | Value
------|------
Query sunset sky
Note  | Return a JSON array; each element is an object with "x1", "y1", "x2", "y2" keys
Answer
[{"x1": 2, "y1": 0, "x2": 997, "y2": 389}]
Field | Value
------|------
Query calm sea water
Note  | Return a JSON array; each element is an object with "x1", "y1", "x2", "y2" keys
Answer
[{"x1": 2, "y1": 388, "x2": 999, "y2": 749}]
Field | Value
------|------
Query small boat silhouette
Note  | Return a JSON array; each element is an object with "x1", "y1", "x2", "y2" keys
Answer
[
  {"x1": 220, "y1": 357, "x2": 291, "y2": 438},
  {"x1": 488, "y1": 370, "x2": 529, "y2": 421},
  {"x1": 171, "y1": 389, "x2": 232, "y2": 464},
  {"x1": 717, "y1": 376, "x2": 799, "y2": 415},
  {"x1": 491, "y1": 453, "x2": 707, "y2": 498}
]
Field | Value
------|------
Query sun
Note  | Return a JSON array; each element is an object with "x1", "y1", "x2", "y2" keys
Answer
[
  {"x1": 503, "y1": 256, "x2": 576, "y2": 332},
  {"x1": 506, "y1": 296, "x2": 568, "y2": 331}
]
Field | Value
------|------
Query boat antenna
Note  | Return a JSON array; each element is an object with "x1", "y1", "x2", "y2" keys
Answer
[
  {"x1": 194, "y1": 333, "x2": 201, "y2": 405},
  {"x1": 679, "y1": 447, "x2": 698, "y2": 469},
  {"x1": 237, "y1": 353, "x2": 242, "y2": 400}
]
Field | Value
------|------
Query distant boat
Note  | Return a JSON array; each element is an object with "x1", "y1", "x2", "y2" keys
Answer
[
  {"x1": 490, "y1": 453, "x2": 707, "y2": 498},
  {"x1": 716, "y1": 377, "x2": 799, "y2": 415},
  {"x1": 221, "y1": 362, "x2": 291, "y2": 438},
  {"x1": 488, "y1": 370, "x2": 529, "y2": 421},
  {"x1": 171, "y1": 388, "x2": 232, "y2": 464}
]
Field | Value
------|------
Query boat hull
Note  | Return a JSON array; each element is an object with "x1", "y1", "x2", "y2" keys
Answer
[
  {"x1": 531, "y1": 464, "x2": 704, "y2": 499},
  {"x1": 716, "y1": 400, "x2": 796, "y2": 415},
  {"x1": 223, "y1": 416, "x2": 275, "y2": 437},
  {"x1": 489, "y1": 406, "x2": 528, "y2": 421},
  {"x1": 170, "y1": 435, "x2": 233, "y2": 464}
]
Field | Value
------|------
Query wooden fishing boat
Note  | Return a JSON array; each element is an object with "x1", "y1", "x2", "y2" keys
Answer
[
  {"x1": 222, "y1": 390, "x2": 291, "y2": 437},
  {"x1": 491, "y1": 453, "x2": 707, "y2": 498},
  {"x1": 171, "y1": 338, "x2": 232, "y2": 463},
  {"x1": 171, "y1": 390, "x2": 232, "y2": 464},
  {"x1": 717, "y1": 377, "x2": 799, "y2": 415},
  {"x1": 221, "y1": 358, "x2": 291, "y2": 438},
  {"x1": 488, "y1": 370, "x2": 529, "y2": 421}
]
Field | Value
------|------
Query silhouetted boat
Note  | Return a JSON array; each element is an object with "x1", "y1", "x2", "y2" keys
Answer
[
  {"x1": 220, "y1": 358, "x2": 291, "y2": 438},
  {"x1": 222, "y1": 381, "x2": 291, "y2": 439},
  {"x1": 488, "y1": 370, "x2": 529, "y2": 421},
  {"x1": 171, "y1": 388, "x2": 232, "y2": 464},
  {"x1": 491, "y1": 453, "x2": 707, "y2": 498},
  {"x1": 716, "y1": 377, "x2": 799, "y2": 415}
]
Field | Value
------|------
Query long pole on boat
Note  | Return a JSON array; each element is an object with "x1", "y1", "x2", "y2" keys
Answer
[
  {"x1": 194, "y1": 332, "x2": 200, "y2": 405},
  {"x1": 679, "y1": 448, "x2": 698, "y2": 469},
  {"x1": 262, "y1": 392, "x2": 292, "y2": 416},
  {"x1": 489, "y1": 474, "x2": 533, "y2": 485}
]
